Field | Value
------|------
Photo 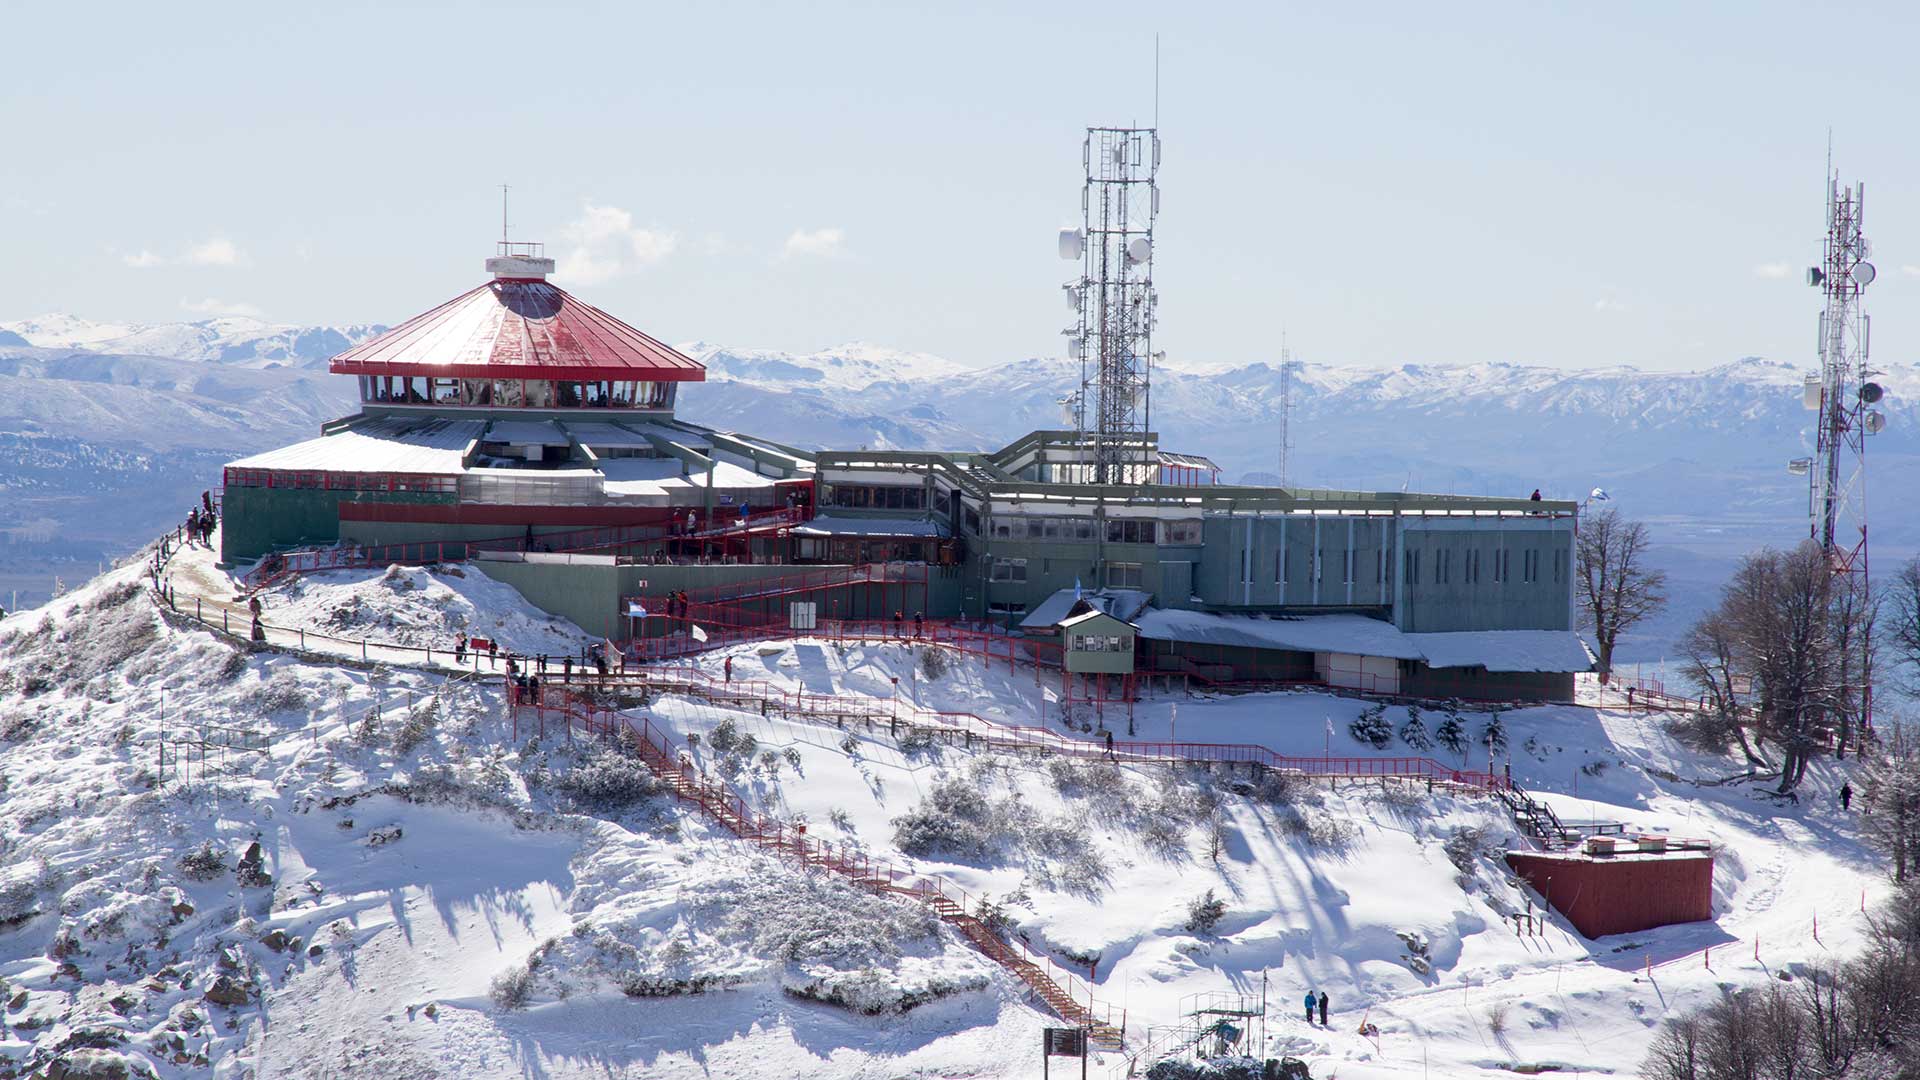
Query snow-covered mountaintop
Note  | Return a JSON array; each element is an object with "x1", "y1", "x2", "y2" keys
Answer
[
  {"x1": 0, "y1": 313, "x2": 385, "y2": 367},
  {"x1": 0, "y1": 555, "x2": 1895, "y2": 1078},
  {"x1": 680, "y1": 340, "x2": 972, "y2": 390}
]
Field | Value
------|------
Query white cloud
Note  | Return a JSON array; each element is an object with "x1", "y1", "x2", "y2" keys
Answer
[
  {"x1": 558, "y1": 203, "x2": 676, "y2": 285},
  {"x1": 1592, "y1": 297, "x2": 1629, "y2": 313},
  {"x1": 180, "y1": 297, "x2": 266, "y2": 319},
  {"x1": 122, "y1": 237, "x2": 248, "y2": 269},
  {"x1": 1752, "y1": 262, "x2": 1791, "y2": 279},
  {"x1": 1901, "y1": 265, "x2": 1920, "y2": 278},
  {"x1": 183, "y1": 237, "x2": 244, "y2": 267},
  {"x1": 782, "y1": 227, "x2": 844, "y2": 259}
]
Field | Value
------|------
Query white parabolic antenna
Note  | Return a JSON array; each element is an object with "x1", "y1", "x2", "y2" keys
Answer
[
  {"x1": 1127, "y1": 237, "x2": 1151, "y2": 264},
  {"x1": 1852, "y1": 261, "x2": 1877, "y2": 286},
  {"x1": 1058, "y1": 228, "x2": 1085, "y2": 260}
]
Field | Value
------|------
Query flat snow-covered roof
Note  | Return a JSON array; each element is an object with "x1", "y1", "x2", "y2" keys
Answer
[{"x1": 226, "y1": 416, "x2": 482, "y2": 475}]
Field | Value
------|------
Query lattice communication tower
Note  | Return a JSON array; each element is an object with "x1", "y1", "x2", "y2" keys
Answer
[
  {"x1": 1060, "y1": 127, "x2": 1161, "y2": 485},
  {"x1": 1801, "y1": 171, "x2": 1884, "y2": 730}
]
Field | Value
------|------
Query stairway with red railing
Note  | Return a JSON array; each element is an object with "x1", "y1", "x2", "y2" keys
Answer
[{"x1": 515, "y1": 681, "x2": 1128, "y2": 1049}]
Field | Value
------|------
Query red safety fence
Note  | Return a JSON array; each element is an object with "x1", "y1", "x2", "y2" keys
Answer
[{"x1": 509, "y1": 680, "x2": 1129, "y2": 1049}]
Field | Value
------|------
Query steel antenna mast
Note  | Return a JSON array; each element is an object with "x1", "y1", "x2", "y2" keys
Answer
[
  {"x1": 1059, "y1": 127, "x2": 1160, "y2": 485},
  {"x1": 1801, "y1": 165, "x2": 1883, "y2": 736}
]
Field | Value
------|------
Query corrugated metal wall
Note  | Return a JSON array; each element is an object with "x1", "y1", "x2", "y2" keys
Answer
[{"x1": 1506, "y1": 851, "x2": 1715, "y2": 938}]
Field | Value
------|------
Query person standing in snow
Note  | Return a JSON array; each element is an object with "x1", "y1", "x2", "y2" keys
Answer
[
  {"x1": 724, "y1": 656, "x2": 733, "y2": 683},
  {"x1": 1104, "y1": 729, "x2": 1115, "y2": 760},
  {"x1": 527, "y1": 674, "x2": 540, "y2": 705},
  {"x1": 914, "y1": 611, "x2": 925, "y2": 639},
  {"x1": 1318, "y1": 991, "x2": 1328, "y2": 1026},
  {"x1": 1841, "y1": 782, "x2": 1853, "y2": 810},
  {"x1": 1304, "y1": 991, "x2": 1317, "y2": 1024},
  {"x1": 454, "y1": 638, "x2": 466, "y2": 665}
]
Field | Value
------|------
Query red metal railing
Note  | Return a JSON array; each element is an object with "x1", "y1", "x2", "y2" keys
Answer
[{"x1": 512, "y1": 681, "x2": 1128, "y2": 1048}]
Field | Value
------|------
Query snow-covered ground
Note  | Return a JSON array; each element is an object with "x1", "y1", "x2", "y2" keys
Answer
[{"x1": 0, "y1": 565, "x2": 1895, "y2": 1079}]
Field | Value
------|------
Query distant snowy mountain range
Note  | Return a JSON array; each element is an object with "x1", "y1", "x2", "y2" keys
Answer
[
  {"x1": 5, "y1": 312, "x2": 1910, "y2": 662},
  {"x1": 0, "y1": 312, "x2": 387, "y2": 367}
]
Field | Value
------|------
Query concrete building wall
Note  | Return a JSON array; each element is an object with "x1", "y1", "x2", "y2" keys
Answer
[
  {"x1": 1195, "y1": 514, "x2": 1395, "y2": 611},
  {"x1": 1395, "y1": 519, "x2": 1573, "y2": 633}
]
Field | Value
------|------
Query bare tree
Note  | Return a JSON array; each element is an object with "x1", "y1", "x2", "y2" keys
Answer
[
  {"x1": 1884, "y1": 555, "x2": 1920, "y2": 692},
  {"x1": 1575, "y1": 509, "x2": 1668, "y2": 674},
  {"x1": 1687, "y1": 542, "x2": 1867, "y2": 794},
  {"x1": 1859, "y1": 721, "x2": 1920, "y2": 883}
]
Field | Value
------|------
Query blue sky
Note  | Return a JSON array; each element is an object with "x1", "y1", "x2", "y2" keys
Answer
[{"x1": 5, "y1": 1, "x2": 1920, "y2": 372}]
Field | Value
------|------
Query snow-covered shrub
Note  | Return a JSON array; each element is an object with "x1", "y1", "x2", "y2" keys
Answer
[
  {"x1": 840, "y1": 733, "x2": 861, "y2": 756},
  {"x1": 1348, "y1": 706, "x2": 1394, "y2": 749},
  {"x1": 1283, "y1": 810, "x2": 1360, "y2": 852},
  {"x1": 783, "y1": 746, "x2": 803, "y2": 772},
  {"x1": 1253, "y1": 767, "x2": 1305, "y2": 807},
  {"x1": 391, "y1": 698, "x2": 439, "y2": 755},
  {"x1": 758, "y1": 749, "x2": 782, "y2": 776},
  {"x1": 176, "y1": 842, "x2": 227, "y2": 882},
  {"x1": 1665, "y1": 709, "x2": 1740, "y2": 754},
  {"x1": 893, "y1": 776, "x2": 1002, "y2": 858},
  {"x1": 897, "y1": 726, "x2": 938, "y2": 754},
  {"x1": 548, "y1": 749, "x2": 665, "y2": 813},
  {"x1": 1184, "y1": 888, "x2": 1227, "y2": 933},
  {"x1": 919, "y1": 646, "x2": 951, "y2": 681},
  {"x1": 708, "y1": 718, "x2": 740, "y2": 754},
  {"x1": 488, "y1": 964, "x2": 535, "y2": 1010},
  {"x1": 1443, "y1": 825, "x2": 1492, "y2": 889},
  {"x1": 243, "y1": 670, "x2": 310, "y2": 715},
  {"x1": 1399, "y1": 706, "x2": 1434, "y2": 751}
]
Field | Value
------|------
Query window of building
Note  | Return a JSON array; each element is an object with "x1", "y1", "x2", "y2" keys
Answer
[
  {"x1": 1164, "y1": 520, "x2": 1202, "y2": 545},
  {"x1": 829, "y1": 485, "x2": 926, "y2": 511},
  {"x1": 991, "y1": 557, "x2": 1028, "y2": 582},
  {"x1": 963, "y1": 506, "x2": 981, "y2": 535},
  {"x1": 1105, "y1": 519, "x2": 1156, "y2": 544},
  {"x1": 1555, "y1": 549, "x2": 1566, "y2": 583},
  {"x1": 1404, "y1": 549, "x2": 1421, "y2": 585},
  {"x1": 1074, "y1": 634, "x2": 1129, "y2": 653},
  {"x1": 1377, "y1": 549, "x2": 1386, "y2": 584},
  {"x1": 1107, "y1": 562, "x2": 1144, "y2": 588},
  {"x1": 988, "y1": 601, "x2": 1027, "y2": 616}
]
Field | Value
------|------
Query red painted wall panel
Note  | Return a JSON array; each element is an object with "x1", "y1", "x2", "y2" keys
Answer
[{"x1": 1506, "y1": 852, "x2": 1714, "y2": 938}]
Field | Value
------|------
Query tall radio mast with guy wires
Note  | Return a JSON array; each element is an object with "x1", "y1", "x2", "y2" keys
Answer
[{"x1": 1797, "y1": 162, "x2": 1884, "y2": 733}]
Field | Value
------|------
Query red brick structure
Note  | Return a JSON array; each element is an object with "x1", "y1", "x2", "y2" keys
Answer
[{"x1": 1506, "y1": 847, "x2": 1714, "y2": 938}]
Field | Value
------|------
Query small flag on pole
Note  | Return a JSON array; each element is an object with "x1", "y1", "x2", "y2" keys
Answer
[
  {"x1": 692, "y1": 624, "x2": 709, "y2": 643},
  {"x1": 1074, "y1": 577, "x2": 1083, "y2": 601},
  {"x1": 627, "y1": 601, "x2": 648, "y2": 619}
]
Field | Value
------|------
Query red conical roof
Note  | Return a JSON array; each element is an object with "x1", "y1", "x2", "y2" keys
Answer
[{"x1": 330, "y1": 278, "x2": 705, "y2": 382}]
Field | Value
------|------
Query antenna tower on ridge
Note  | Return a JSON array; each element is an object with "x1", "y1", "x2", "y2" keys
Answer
[
  {"x1": 1800, "y1": 165, "x2": 1883, "y2": 734},
  {"x1": 1278, "y1": 339, "x2": 1301, "y2": 488},
  {"x1": 1058, "y1": 127, "x2": 1161, "y2": 485}
]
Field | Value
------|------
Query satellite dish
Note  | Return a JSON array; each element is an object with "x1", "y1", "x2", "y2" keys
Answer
[
  {"x1": 1127, "y1": 237, "x2": 1151, "y2": 264},
  {"x1": 1861, "y1": 381, "x2": 1885, "y2": 404},
  {"x1": 1852, "y1": 261, "x2": 1877, "y2": 287},
  {"x1": 1067, "y1": 337, "x2": 1084, "y2": 360},
  {"x1": 1063, "y1": 284, "x2": 1082, "y2": 311},
  {"x1": 1058, "y1": 228, "x2": 1084, "y2": 261},
  {"x1": 1866, "y1": 410, "x2": 1887, "y2": 434},
  {"x1": 1807, "y1": 267, "x2": 1825, "y2": 287}
]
